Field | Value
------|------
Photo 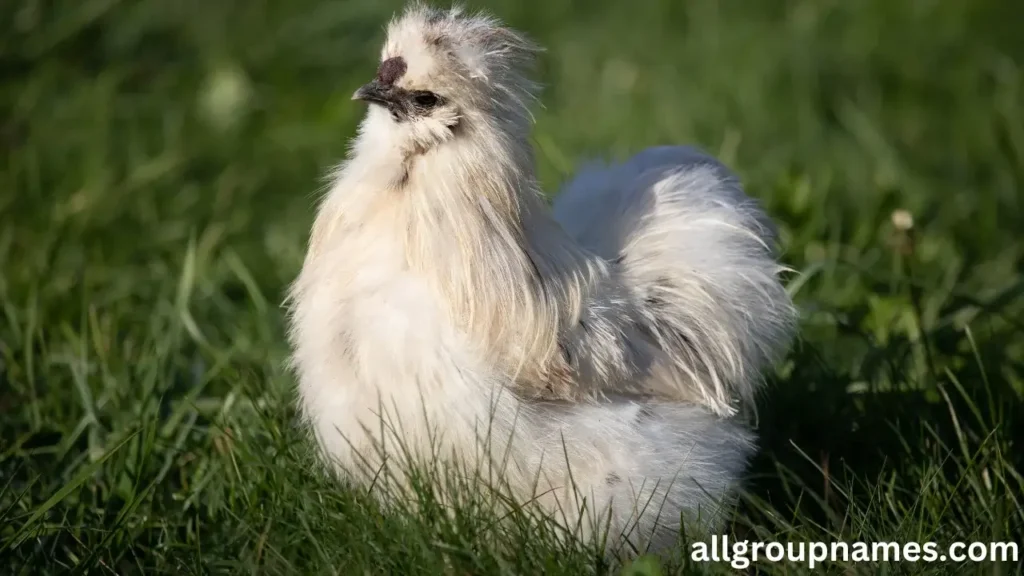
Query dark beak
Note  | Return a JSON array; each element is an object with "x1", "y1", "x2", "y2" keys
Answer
[{"x1": 352, "y1": 80, "x2": 397, "y2": 106}]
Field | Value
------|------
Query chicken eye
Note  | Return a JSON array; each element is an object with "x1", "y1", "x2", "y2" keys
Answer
[{"x1": 412, "y1": 91, "x2": 440, "y2": 108}]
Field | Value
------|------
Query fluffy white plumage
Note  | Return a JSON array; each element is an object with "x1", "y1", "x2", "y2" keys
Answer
[{"x1": 286, "y1": 4, "x2": 797, "y2": 553}]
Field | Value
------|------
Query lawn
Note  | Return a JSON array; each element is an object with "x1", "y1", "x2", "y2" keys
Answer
[{"x1": 1, "y1": 0, "x2": 1023, "y2": 573}]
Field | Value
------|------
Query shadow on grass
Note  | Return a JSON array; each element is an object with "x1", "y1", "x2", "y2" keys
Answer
[{"x1": 738, "y1": 293, "x2": 1024, "y2": 554}]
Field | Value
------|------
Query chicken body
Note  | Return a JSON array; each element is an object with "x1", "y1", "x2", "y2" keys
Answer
[{"x1": 287, "y1": 5, "x2": 796, "y2": 553}]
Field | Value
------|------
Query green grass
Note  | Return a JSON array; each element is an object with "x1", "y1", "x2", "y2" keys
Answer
[{"x1": 2, "y1": 0, "x2": 1023, "y2": 573}]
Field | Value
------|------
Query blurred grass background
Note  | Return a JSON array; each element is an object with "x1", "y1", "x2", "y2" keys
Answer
[{"x1": 1, "y1": 0, "x2": 1023, "y2": 573}]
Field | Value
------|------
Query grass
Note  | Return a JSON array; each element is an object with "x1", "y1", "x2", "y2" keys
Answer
[{"x1": 1, "y1": 0, "x2": 1023, "y2": 573}]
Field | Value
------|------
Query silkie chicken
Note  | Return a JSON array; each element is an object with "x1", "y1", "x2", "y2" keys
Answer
[{"x1": 287, "y1": 3, "x2": 797, "y2": 554}]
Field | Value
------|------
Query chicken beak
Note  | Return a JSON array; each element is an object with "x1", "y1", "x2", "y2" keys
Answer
[{"x1": 352, "y1": 80, "x2": 396, "y2": 106}]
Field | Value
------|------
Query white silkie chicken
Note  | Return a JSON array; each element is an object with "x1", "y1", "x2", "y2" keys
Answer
[{"x1": 287, "y1": 4, "x2": 797, "y2": 553}]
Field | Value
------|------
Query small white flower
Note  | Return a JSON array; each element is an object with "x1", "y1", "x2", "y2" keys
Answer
[{"x1": 891, "y1": 209, "x2": 914, "y2": 231}]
